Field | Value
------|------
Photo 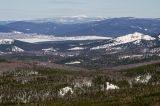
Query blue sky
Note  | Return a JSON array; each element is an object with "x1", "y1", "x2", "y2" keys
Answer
[{"x1": 0, "y1": 0, "x2": 159, "y2": 20}]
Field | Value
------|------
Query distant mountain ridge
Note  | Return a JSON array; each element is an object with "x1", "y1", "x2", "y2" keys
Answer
[{"x1": 1, "y1": 17, "x2": 160, "y2": 37}]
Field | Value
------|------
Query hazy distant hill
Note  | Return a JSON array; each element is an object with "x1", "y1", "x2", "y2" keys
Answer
[{"x1": 1, "y1": 17, "x2": 160, "y2": 37}]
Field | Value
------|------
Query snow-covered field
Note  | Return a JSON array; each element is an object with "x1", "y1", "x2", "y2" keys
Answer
[
  {"x1": 18, "y1": 36, "x2": 111, "y2": 43},
  {"x1": 0, "y1": 32, "x2": 111, "y2": 43}
]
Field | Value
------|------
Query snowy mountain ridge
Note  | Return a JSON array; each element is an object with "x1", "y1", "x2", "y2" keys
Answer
[
  {"x1": 91, "y1": 32, "x2": 156, "y2": 50},
  {"x1": 115, "y1": 32, "x2": 155, "y2": 43}
]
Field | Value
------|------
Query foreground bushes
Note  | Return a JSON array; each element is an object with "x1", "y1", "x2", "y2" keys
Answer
[{"x1": 0, "y1": 63, "x2": 160, "y2": 106}]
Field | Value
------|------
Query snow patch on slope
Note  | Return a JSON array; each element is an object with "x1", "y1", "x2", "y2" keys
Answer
[
  {"x1": 65, "y1": 61, "x2": 81, "y2": 65},
  {"x1": 12, "y1": 46, "x2": 24, "y2": 52},
  {"x1": 42, "y1": 47, "x2": 56, "y2": 52},
  {"x1": 106, "y1": 82, "x2": 119, "y2": 90},
  {"x1": 59, "y1": 87, "x2": 73, "y2": 97},
  {"x1": 68, "y1": 47, "x2": 85, "y2": 51},
  {"x1": 119, "y1": 55, "x2": 143, "y2": 59},
  {"x1": 73, "y1": 78, "x2": 92, "y2": 88},
  {"x1": 135, "y1": 73, "x2": 152, "y2": 83},
  {"x1": 0, "y1": 39, "x2": 14, "y2": 44},
  {"x1": 12, "y1": 31, "x2": 23, "y2": 34},
  {"x1": 150, "y1": 48, "x2": 160, "y2": 53}
]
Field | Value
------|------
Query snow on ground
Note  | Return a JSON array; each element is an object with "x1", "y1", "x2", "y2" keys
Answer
[
  {"x1": 0, "y1": 33, "x2": 111, "y2": 43},
  {"x1": 67, "y1": 54, "x2": 75, "y2": 57},
  {"x1": 59, "y1": 87, "x2": 73, "y2": 97},
  {"x1": 119, "y1": 55, "x2": 143, "y2": 59},
  {"x1": 150, "y1": 48, "x2": 160, "y2": 53},
  {"x1": 144, "y1": 29, "x2": 148, "y2": 31},
  {"x1": 12, "y1": 31, "x2": 23, "y2": 34},
  {"x1": 18, "y1": 36, "x2": 111, "y2": 43},
  {"x1": 28, "y1": 71, "x2": 39, "y2": 76},
  {"x1": 0, "y1": 51, "x2": 4, "y2": 55},
  {"x1": 12, "y1": 46, "x2": 24, "y2": 52},
  {"x1": 73, "y1": 78, "x2": 92, "y2": 88},
  {"x1": 133, "y1": 40, "x2": 141, "y2": 45},
  {"x1": 42, "y1": 47, "x2": 56, "y2": 52},
  {"x1": 106, "y1": 82, "x2": 119, "y2": 90},
  {"x1": 106, "y1": 47, "x2": 122, "y2": 51},
  {"x1": 0, "y1": 39, "x2": 14, "y2": 44},
  {"x1": 65, "y1": 61, "x2": 81, "y2": 65},
  {"x1": 91, "y1": 32, "x2": 155, "y2": 50},
  {"x1": 26, "y1": 29, "x2": 30, "y2": 31},
  {"x1": 68, "y1": 47, "x2": 85, "y2": 51},
  {"x1": 62, "y1": 36, "x2": 111, "y2": 41},
  {"x1": 17, "y1": 36, "x2": 57, "y2": 43},
  {"x1": 135, "y1": 73, "x2": 152, "y2": 83}
]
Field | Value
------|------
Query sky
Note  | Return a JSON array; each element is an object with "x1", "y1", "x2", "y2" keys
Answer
[{"x1": 0, "y1": 0, "x2": 160, "y2": 21}]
